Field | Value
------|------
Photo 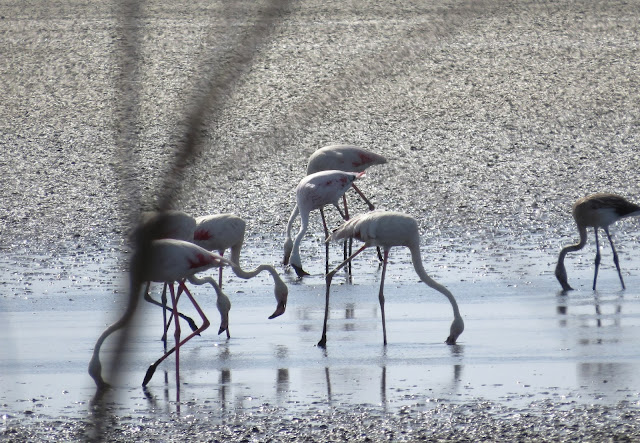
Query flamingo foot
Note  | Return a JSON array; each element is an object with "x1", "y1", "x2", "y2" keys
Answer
[
  {"x1": 185, "y1": 317, "x2": 199, "y2": 332},
  {"x1": 218, "y1": 325, "x2": 230, "y2": 339}
]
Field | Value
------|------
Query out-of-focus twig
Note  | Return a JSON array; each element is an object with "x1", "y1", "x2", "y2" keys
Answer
[
  {"x1": 157, "y1": 1, "x2": 293, "y2": 210},
  {"x1": 88, "y1": 0, "x2": 292, "y2": 439}
]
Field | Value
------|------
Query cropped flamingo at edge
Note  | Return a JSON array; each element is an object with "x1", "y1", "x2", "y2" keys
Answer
[
  {"x1": 283, "y1": 169, "x2": 364, "y2": 277},
  {"x1": 88, "y1": 239, "x2": 232, "y2": 393},
  {"x1": 317, "y1": 210, "x2": 464, "y2": 347},
  {"x1": 555, "y1": 193, "x2": 640, "y2": 291}
]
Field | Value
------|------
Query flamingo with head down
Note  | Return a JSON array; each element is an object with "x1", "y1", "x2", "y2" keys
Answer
[
  {"x1": 555, "y1": 193, "x2": 640, "y2": 291},
  {"x1": 88, "y1": 238, "x2": 232, "y2": 393},
  {"x1": 193, "y1": 213, "x2": 288, "y2": 326},
  {"x1": 283, "y1": 170, "x2": 363, "y2": 277},
  {"x1": 318, "y1": 210, "x2": 464, "y2": 348}
]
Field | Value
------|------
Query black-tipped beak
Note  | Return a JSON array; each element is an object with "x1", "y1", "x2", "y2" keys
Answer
[
  {"x1": 445, "y1": 336, "x2": 457, "y2": 345},
  {"x1": 268, "y1": 301, "x2": 287, "y2": 319},
  {"x1": 291, "y1": 264, "x2": 310, "y2": 277}
]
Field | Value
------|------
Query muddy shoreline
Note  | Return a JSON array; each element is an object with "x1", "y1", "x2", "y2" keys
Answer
[{"x1": 2, "y1": 0, "x2": 640, "y2": 440}]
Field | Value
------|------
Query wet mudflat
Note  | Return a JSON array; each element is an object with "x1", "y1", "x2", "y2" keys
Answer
[
  {"x1": 2, "y1": 237, "x2": 640, "y2": 440},
  {"x1": 2, "y1": 0, "x2": 640, "y2": 440}
]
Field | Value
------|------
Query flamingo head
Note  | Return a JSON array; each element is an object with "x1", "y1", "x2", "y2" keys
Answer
[
  {"x1": 445, "y1": 316, "x2": 464, "y2": 345},
  {"x1": 283, "y1": 237, "x2": 293, "y2": 265},
  {"x1": 554, "y1": 261, "x2": 573, "y2": 292},
  {"x1": 291, "y1": 263, "x2": 310, "y2": 278},
  {"x1": 268, "y1": 280, "x2": 288, "y2": 319},
  {"x1": 216, "y1": 292, "x2": 231, "y2": 336}
]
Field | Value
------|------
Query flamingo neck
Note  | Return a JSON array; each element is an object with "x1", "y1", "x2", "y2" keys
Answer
[
  {"x1": 285, "y1": 204, "x2": 299, "y2": 242},
  {"x1": 290, "y1": 210, "x2": 309, "y2": 267},
  {"x1": 187, "y1": 274, "x2": 231, "y2": 314},
  {"x1": 231, "y1": 263, "x2": 276, "y2": 280},
  {"x1": 409, "y1": 244, "x2": 461, "y2": 318},
  {"x1": 283, "y1": 205, "x2": 299, "y2": 263},
  {"x1": 88, "y1": 277, "x2": 141, "y2": 389},
  {"x1": 558, "y1": 225, "x2": 588, "y2": 262}
]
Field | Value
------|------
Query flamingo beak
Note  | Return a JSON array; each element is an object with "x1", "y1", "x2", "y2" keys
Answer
[
  {"x1": 268, "y1": 301, "x2": 287, "y2": 319},
  {"x1": 445, "y1": 335, "x2": 457, "y2": 345},
  {"x1": 291, "y1": 264, "x2": 310, "y2": 278},
  {"x1": 218, "y1": 316, "x2": 229, "y2": 336}
]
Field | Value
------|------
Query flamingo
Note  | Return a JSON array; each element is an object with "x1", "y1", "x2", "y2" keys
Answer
[
  {"x1": 88, "y1": 239, "x2": 232, "y2": 392},
  {"x1": 306, "y1": 144, "x2": 387, "y2": 212},
  {"x1": 555, "y1": 193, "x2": 640, "y2": 291},
  {"x1": 307, "y1": 145, "x2": 388, "y2": 267},
  {"x1": 134, "y1": 210, "x2": 200, "y2": 341},
  {"x1": 283, "y1": 170, "x2": 364, "y2": 277},
  {"x1": 193, "y1": 213, "x2": 246, "y2": 287},
  {"x1": 317, "y1": 210, "x2": 464, "y2": 347},
  {"x1": 140, "y1": 212, "x2": 287, "y2": 339},
  {"x1": 193, "y1": 213, "x2": 288, "y2": 321}
]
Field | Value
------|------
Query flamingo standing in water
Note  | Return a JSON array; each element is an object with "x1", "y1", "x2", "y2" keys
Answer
[
  {"x1": 135, "y1": 210, "x2": 200, "y2": 341},
  {"x1": 555, "y1": 193, "x2": 640, "y2": 291},
  {"x1": 88, "y1": 239, "x2": 232, "y2": 393},
  {"x1": 283, "y1": 170, "x2": 363, "y2": 277},
  {"x1": 193, "y1": 213, "x2": 288, "y2": 329},
  {"x1": 306, "y1": 145, "x2": 388, "y2": 268},
  {"x1": 141, "y1": 212, "x2": 288, "y2": 339},
  {"x1": 317, "y1": 210, "x2": 464, "y2": 347}
]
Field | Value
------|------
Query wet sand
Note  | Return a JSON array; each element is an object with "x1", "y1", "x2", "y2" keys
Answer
[
  {"x1": 2, "y1": 238, "x2": 640, "y2": 440},
  {"x1": 2, "y1": 0, "x2": 640, "y2": 440}
]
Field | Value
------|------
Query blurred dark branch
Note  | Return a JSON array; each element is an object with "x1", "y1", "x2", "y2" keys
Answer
[
  {"x1": 158, "y1": 1, "x2": 292, "y2": 210},
  {"x1": 89, "y1": 0, "x2": 292, "y2": 439}
]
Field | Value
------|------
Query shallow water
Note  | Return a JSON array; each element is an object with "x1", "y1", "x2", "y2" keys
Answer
[
  {"x1": 2, "y1": 237, "x2": 639, "y2": 424},
  {"x1": 2, "y1": 0, "x2": 640, "y2": 439}
]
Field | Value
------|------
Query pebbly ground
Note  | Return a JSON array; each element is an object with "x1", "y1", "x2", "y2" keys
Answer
[{"x1": 2, "y1": 0, "x2": 640, "y2": 440}]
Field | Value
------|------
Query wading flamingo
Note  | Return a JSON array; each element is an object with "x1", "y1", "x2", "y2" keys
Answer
[
  {"x1": 317, "y1": 210, "x2": 464, "y2": 347},
  {"x1": 283, "y1": 170, "x2": 363, "y2": 277},
  {"x1": 555, "y1": 193, "x2": 640, "y2": 291},
  {"x1": 193, "y1": 213, "x2": 288, "y2": 321},
  {"x1": 307, "y1": 145, "x2": 388, "y2": 267},
  {"x1": 141, "y1": 212, "x2": 287, "y2": 340},
  {"x1": 135, "y1": 210, "x2": 200, "y2": 341},
  {"x1": 88, "y1": 239, "x2": 232, "y2": 392}
]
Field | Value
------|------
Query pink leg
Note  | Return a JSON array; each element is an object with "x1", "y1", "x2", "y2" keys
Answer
[
  {"x1": 351, "y1": 184, "x2": 375, "y2": 211},
  {"x1": 318, "y1": 244, "x2": 369, "y2": 347},
  {"x1": 320, "y1": 207, "x2": 330, "y2": 274},
  {"x1": 142, "y1": 282, "x2": 211, "y2": 387},
  {"x1": 162, "y1": 279, "x2": 198, "y2": 335}
]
